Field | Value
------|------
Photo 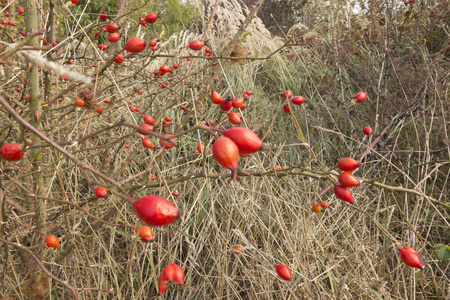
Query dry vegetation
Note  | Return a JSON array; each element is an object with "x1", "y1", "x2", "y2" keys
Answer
[{"x1": 0, "y1": 0, "x2": 449, "y2": 299}]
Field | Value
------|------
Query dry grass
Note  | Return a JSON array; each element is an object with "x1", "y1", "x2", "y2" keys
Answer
[{"x1": 0, "y1": 0, "x2": 449, "y2": 299}]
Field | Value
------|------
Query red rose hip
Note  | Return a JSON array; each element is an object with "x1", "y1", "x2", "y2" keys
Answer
[
  {"x1": 400, "y1": 246, "x2": 424, "y2": 269},
  {"x1": 333, "y1": 185, "x2": 354, "y2": 203},
  {"x1": 0, "y1": 143, "x2": 25, "y2": 161},
  {"x1": 133, "y1": 195, "x2": 179, "y2": 226},
  {"x1": 337, "y1": 158, "x2": 360, "y2": 172},
  {"x1": 275, "y1": 264, "x2": 292, "y2": 280}
]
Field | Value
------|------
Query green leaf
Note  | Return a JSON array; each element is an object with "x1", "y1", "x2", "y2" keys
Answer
[
  {"x1": 241, "y1": 32, "x2": 251, "y2": 43},
  {"x1": 433, "y1": 243, "x2": 446, "y2": 249},
  {"x1": 437, "y1": 247, "x2": 450, "y2": 261}
]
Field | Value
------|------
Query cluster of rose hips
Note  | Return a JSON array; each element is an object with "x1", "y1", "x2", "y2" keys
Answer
[
  {"x1": 281, "y1": 90, "x2": 305, "y2": 113},
  {"x1": 210, "y1": 90, "x2": 252, "y2": 125}
]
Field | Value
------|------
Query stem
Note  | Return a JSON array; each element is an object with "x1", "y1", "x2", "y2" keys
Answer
[{"x1": 21, "y1": 0, "x2": 46, "y2": 259}]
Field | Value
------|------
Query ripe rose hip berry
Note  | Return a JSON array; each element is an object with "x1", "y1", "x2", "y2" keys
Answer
[
  {"x1": 275, "y1": 264, "x2": 292, "y2": 280},
  {"x1": 134, "y1": 225, "x2": 154, "y2": 242},
  {"x1": 99, "y1": 11, "x2": 108, "y2": 20},
  {"x1": 232, "y1": 97, "x2": 244, "y2": 108},
  {"x1": 234, "y1": 245, "x2": 244, "y2": 254},
  {"x1": 363, "y1": 126, "x2": 373, "y2": 135},
  {"x1": 228, "y1": 112, "x2": 242, "y2": 124},
  {"x1": 189, "y1": 40, "x2": 205, "y2": 51},
  {"x1": 137, "y1": 124, "x2": 154, "y2": 135},
  {"x1": 114, "y1": 54, "x2": 124, "y2": 64},
  {"x1": 108, "y1": 33, "x2": 121, "y2": 42},
  {"x1": 197, "y1": 143, "x2": 205, "y2": 153},
  {"x1": 95, "y1": 187, "x2": 108, "y2": 198},
  {"x1": 283, "y1": 90, "x2": 293, "y2": 99},
  {"x1": 45, "y1": 235, "x2": 60, "y2": 248},
  {"x1": 0, "y1": 143, "x2": 25, "y2": 161},
  {"x1": 337, "y1": 158, "x2": 359, "y2": 172},
  {"x1": 333, "y1": 185, "x2": 354, "y2": 203},
  {"x1": 354, "y1": 92, "x2": 367, "y2": 103},
  {"x1": 212, "y1": 137, "x2": 239, "y2": 176},
  {"x1": 145, "y1": 13, "x2": 158, "y2": 24},
  {"x1": 400, "y1": 246, "x2": 424, "y2": 269},
  {"x1": 163, "y1": 264, "x2": 185, "y2": 284},
  {"x1": 283, "y1": 104, "x2": 291, "y2": 113},
  {"x1": 143, "y1": 116, "x2": 155, "y2": 125},
  {"x1": 124, "y1": 37, "x2": 146, "y2": 53},
  {"x1": 75, "y1": 98, "x2": 85, "y2": 107},
  {"x1": 211, "y1": 90, "x2": 222, "y2": 104},
  {"x1": 312, "y1": 203, "x2": 322, "y2": 213},
  {"x1": 320, "y1": 201, "x2": 329, "y2": 208},
  {"x1": 106, "y1": 23, "x2": 119, "y2": 33},
  {"x1": 160, "y1": 65, "x2": 171, "y2": 73},
  {"x1": 142, "y1": 138, "x2": 154, "y2": 149},
  {"x1": 160, "y1": 134, "x2": 176, "y2": 149},
  {"x1": 223, "y1": 127, "x2": 262, "y2": 155},
  {"x1": 219, "y1": 99, "x2": 233, "y2": 111},
  {"x1": 291, "y1": 96, "x2": 305, "y2": 105},
  {"x1": 338, "y1": 172, "x2": 360, "y2": 187},
  {"x1": 133, "y1": 195, "x2": 179, "y2": 226}
]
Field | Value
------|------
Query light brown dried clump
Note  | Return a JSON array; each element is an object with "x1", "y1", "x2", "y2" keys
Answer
[
  {"x1": 78, "y1": 89, "x2": 96, "y2": 110},
  {"x1": 22, "y1": 271, "x2": 51, "y2": 300}
]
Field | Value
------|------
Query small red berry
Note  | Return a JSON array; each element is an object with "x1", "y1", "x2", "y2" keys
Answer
[
  {"x1": 291, "y1": 96, "x2": 305, "y2": 105},
  {"x1": 400, "y1": 246, "x2": 424, "y2": 269},
  {"x1": 95, "y1": 187, "x2": 108, "y2": 198},
  {"x1": 0, "y1": 143, "x2": 25, "y2": 161},
  {"x1": 312, "y1": 203, "x2": 322, "y2": 213},
  {"x1": 275, "y1": 264, "x2": 292, "y2": 280},
  {"x1": 363, "y1": 126, "x2": 373, "y2": 135},
  {"x1": 189, "y1": 40, "x2": 205, "y2": 51},
  {"x1": 354, "y1": 92, "x2": 367, "y2": 103},
  {"x1": 283, "y1": 90, "x2": 293, "y2": 99},
  {"x1": 143, "y1": 116, "x2": 155, "y2": 125},
  {"x1": 45, "y1": 235, "x2": 60, "y2": 248},
  {"x1": 114, "y1": 54, "x2": 124, "y2": 64},
  {"x1": 142, "y1": 138, "x2": 154, "y2": 149},
  {"x1": 320, "y1": 201, "x2": 329, "y2": 208},
  {"x1": 124, "y1": 37, "x2": 146, "y2": 53},
  {"x1": 145, "y1": 13, "x2": 158, "y2": 24}
]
